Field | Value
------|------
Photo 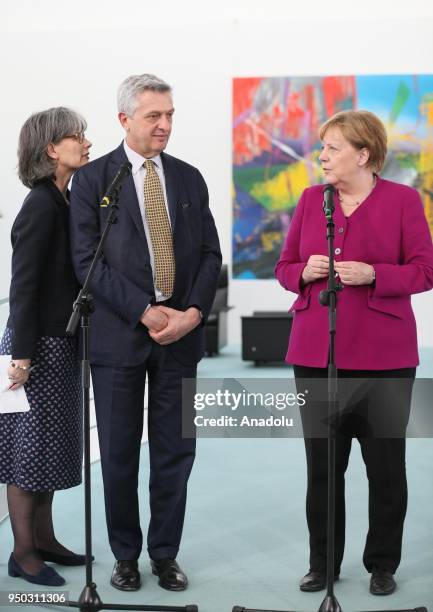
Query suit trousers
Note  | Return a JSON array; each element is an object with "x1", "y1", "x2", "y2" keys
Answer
[
  {"x1": 92, "y1": 342, "x2": 197, "y2": 561},
  {"x1": 294, "y1": 365, "x2": 415, "y2": 575}
]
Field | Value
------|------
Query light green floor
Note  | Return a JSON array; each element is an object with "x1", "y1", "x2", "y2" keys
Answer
[{"x1": 0, "y1": 347, "x2": 432, "y2": 612}]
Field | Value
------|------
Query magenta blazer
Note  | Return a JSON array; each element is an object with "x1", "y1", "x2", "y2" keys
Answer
[{"x1": 275, "y1": 177, "x2": 433, "y2": 370}]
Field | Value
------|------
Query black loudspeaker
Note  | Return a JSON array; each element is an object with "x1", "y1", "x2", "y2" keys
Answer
[{"x1": 241, "y1": 311, "x2": 293, "y2": 365}]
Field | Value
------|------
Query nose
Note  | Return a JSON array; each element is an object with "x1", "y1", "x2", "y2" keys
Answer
[
  {"x1": 319, "y1": 148, "x2": 327, "y2": 162},
  {"x1": 84, "y1": 138, "x2": 92, "y2": 148},
  {"x1": 158, "y1": 114, "x2": 171, "y2": 131}
]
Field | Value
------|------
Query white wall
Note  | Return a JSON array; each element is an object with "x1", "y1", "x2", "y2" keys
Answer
[{"x1": 1, "y1": 0, "x2": 433, "y2": 345}]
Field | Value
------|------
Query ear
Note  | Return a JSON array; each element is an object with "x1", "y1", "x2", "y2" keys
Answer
[
  {"x1": 118, "y1": 112, "x2": 130, "y2": 131},
  {"x1": 46, "y1": 142, "x2": 59, "y2": 160},
  {"x1": 358, "y1": 147, "x2": 370, "y2": 167}
]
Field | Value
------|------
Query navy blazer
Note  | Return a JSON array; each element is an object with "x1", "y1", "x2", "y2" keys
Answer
[
  {"x1": 69, "y1": 143, "x2": 222, "y2": 366},
  {"x1": 8, "y1": 180, "x2": 80, "y2": 359}
]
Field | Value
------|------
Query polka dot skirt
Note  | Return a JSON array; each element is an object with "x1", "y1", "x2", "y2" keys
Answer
[{"x1": 0, "y1": 328, "x2": 83, "y2": 492}]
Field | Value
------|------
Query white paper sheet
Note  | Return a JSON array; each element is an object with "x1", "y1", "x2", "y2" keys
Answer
[{"x1": 0, "y1": 355, "x2": 31, "y2": 414}]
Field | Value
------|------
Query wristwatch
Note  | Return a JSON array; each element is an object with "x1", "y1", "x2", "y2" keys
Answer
[{"x1": 10, "y1": 361, "x2": 34, "y2": 372}]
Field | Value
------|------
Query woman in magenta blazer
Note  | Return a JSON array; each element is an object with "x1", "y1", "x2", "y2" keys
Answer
[{"x1": 275, "y1": 110, "x2": 433, "y2": 596}]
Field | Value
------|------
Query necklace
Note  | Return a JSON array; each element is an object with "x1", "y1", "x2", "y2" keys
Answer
[{"x1": 338, "y1": 176, "x2": 377, "y2": 207}]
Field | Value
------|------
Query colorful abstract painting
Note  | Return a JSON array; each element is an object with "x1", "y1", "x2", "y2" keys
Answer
[{"x1": 232, "y1": 75, "x2": 433, "y2": 279}]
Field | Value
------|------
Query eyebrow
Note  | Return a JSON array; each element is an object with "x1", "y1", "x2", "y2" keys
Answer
[{"x1": 145, "y1": 108, "x2": 175, "y2": 114}]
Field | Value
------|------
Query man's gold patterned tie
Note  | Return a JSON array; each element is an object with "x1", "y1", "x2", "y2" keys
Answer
[{"x1": 144, "y1": 159, "x2": 175, "y2": 297}]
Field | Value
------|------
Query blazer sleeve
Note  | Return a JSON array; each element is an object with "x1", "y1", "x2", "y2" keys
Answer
[
  {"x1": 70, "y1": 168, "x2": 154, "y2": 327},
  {"x1": 372, "y1": 189, "x2": 433, "y2": 298},
  {"x1": 185, "y1": 169, "x2": 222, "y2": 321},
  {"x1": 9, "y1": 195, "x2": 56, "y2": 359},
  {"x1": 275, "y1": 190, "x2": 309, "y2": 294}
]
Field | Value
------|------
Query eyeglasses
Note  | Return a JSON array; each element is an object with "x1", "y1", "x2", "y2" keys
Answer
[{"x1": 64, "y1": 132, "x2": 86, "y2": 144}]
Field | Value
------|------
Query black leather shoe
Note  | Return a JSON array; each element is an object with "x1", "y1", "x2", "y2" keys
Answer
[
  {"x1": 110, "y1": 560, "x2": 141, "y2": 591},
  {"x1": 151, "y1": 558, "x2": 188, "y2": 591},
  {"x1": 8, "y1": 554, "x2": 65, "y2": 587},
  {"x1": 37, "y1": 548, "x2": 94, "y2": 566},
  {"x1": 299, "y1": 570, "x2": 339, "y2": 592},
  {"x1": 370, "y1": 569, "x2": 396, "y2": 595}
]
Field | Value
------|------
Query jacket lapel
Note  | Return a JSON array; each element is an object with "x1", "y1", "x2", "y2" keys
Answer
[
  {"x1": 161, "y1": 152, "x2": 178, "y2": 231},
  {"x1": 108, "y1": 145, "x2": 147, "y2": 242}
]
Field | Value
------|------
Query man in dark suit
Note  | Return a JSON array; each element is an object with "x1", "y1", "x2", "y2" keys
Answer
[{"x1": 69, "y1": 74, "x2": 221, "y2": 592}]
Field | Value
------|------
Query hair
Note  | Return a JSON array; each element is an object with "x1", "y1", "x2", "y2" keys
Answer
[
  {"x1": 117, "y1": 74, "x2": 172, "y2": 117},
  {"x1": 17, "y1": 107, "x2": 87, "y2": 189},
  {"x1": 319, "y1": 110, "x2": 388, "y2": 173}
]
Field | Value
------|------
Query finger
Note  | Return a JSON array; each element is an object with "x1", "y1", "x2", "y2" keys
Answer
[
  {"x1": 150, "y1": 330, "x2": 173, "y2": 342},
  {"x1": 153, "y1": 305, "x2": 171, "y2": 314},
  {"x1": 338, "y1": 274, "x2": 352, "y2": 283},
  {"x1": 311, "y1": 264, "x2": 328, "y2": 273},
  {"x1": 148, "y1": 330, "x2": 161, "y2": 340},
  {"x1": 154, "y1": 335, "x2": 176, "y2": 345},
  {"x1": 312, "y1": 274, "x2": 328, "y2": 280}
]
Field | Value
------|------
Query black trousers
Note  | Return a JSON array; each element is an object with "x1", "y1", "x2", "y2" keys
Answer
[
  {"x1": 294, "y1": 365, "x2": 416, "y2": 575},
  {"x1": 92, "y1": 342, "x2": 197, "y2": 561}
]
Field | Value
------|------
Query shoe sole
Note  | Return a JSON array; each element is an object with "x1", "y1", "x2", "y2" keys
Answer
[
  {"x1": 157, "y1": 581, "x2": 188, "y2": 592},
  {"x1": 299, "y1": 576, "x2": 339, "y2": 592},
  {"x1": 152, "y1": 569, "x2": 188, "y2": 591},
  {"x1": 110, "y1": 579, "x2": 141, "y2": 591},
  {"x1": 300, "y1": 584, "x2": 326, "y2": 592},
  {"x1": 370, "y1": 587, "x2": 396, "y2": 596},
  {"x1": 9, "y1": 568, "x2": 65, "y2": 586}
]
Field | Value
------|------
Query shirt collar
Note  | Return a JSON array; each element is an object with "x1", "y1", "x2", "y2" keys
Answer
[{"x1": 123, "y1": 140, "x2": 162, "y2": 175}]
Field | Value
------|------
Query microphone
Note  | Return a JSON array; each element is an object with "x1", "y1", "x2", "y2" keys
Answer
[
  {"x1": 323, "y1": 184, "x2": 335, "y2": 220},
  {"x1": 100, "y1": 161, "x2": 132, "y2": 207}
]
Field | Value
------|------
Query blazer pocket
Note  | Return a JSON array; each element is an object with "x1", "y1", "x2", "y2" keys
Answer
[{"x1": 367, "y1": 295, "x2": 406, "y2": 319}]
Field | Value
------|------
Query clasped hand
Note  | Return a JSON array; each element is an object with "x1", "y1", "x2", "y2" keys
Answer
[
  {"x1": 140, "y1": 305, "x2": 201, "y2": 345},
  {"x1": 302, "y1": 255, "x2": 374, "y2": 286}
]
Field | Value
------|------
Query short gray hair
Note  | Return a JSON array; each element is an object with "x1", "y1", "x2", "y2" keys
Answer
[
  {"x1": 18, "y1": 107, "x2": 87, "y2": 189},
  {"x1": 117, "y1": 74, "x2": 172, "y2": 117}
]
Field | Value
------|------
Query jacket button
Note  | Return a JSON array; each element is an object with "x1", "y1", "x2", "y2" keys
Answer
[
  {"x1": 335, "y1": 247, "x2": 341, "y2": 255},
  {"x1": 338, "y1": 227, "x2": 344, "y2": 233}
]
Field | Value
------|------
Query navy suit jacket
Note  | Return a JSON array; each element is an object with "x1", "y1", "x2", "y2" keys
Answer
[
  {"x1": 8, "y1": 180, "x2": 80, "y2": 359},
  {"x1": 69, "y1": 143, "x2": 221, "y2": 366}
]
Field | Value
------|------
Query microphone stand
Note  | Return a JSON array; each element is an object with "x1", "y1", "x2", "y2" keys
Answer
[
  {"x1": 60, "y1": 171, "x2": 198, "y2": 612},
  {"x1": 232, "y1": 186, "x2": 427, "y2": 612},
  {"x1": 315, "y1": 186, "x2": 343, "y2": 612}
]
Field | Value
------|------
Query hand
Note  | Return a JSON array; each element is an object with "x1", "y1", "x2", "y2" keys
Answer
[
  {"x1": 334, "y1": 261, "x2": 375, "y2": 286},
  {"x1": 140, "y1": 306, "x2": 169, "y2": 332},
  {"x1": 149, "y1": 306, "x2": 201, "y2": 345},
  {"x1": 7, "y1": 359, "x2": 31, "y2": 391},
  {"x1": 302, "y1": 255, "x2": 329, "y2": 284}
]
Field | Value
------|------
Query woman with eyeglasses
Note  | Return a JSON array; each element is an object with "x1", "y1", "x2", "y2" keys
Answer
[{"x1": 0, "y1": 107, "x2": 91, "y2": 586}]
